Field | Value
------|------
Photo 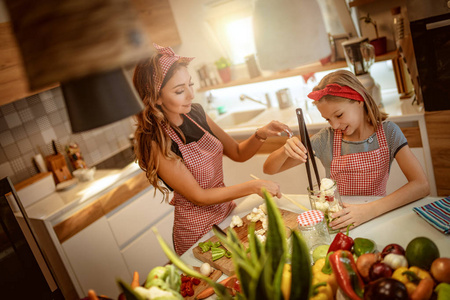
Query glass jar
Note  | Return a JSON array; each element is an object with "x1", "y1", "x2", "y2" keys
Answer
[
  {"x1": 297, "y1": 210, "x2": 331, "y2": 262},
  {"x1": 307, "y1": 179, "x2": 343, "y2": 234}
]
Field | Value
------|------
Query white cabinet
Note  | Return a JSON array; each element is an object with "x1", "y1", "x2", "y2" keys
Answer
[
  {"x1": 121, "y1": 212, "x2": 175, "y2": 278},
  {"x1": 59, "y1": 187, "x2": 174, "y2": 298},
  {"x1": 107, "y1": 189, "x2": 172, "y2": 248},
  {"x1": 61, "y1": 216, "x2": 130, "y2": 297}
]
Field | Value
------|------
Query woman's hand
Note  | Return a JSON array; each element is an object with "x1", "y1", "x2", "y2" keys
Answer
[
  {"x1": 283, "y1": 137, "x2": 308, "y2": 162},
  {"x1": 257, "y1": 120, "x2": 293, "y2": 139},
  {"x1": 329, "y1": 202, "x2": 377, "y2": 231},
  {"x1": 252, "y1": 179, "x2": 282, "y2": 199}
]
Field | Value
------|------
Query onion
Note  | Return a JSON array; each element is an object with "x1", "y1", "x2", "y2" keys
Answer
[
  {"x1": 200, "y1": 262, "x2": 213, "y2": 276},
  {"x1": 430, "y1": 257, "x2": 450, "y2": 283}
]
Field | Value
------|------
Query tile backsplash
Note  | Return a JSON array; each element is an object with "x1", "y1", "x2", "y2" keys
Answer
[{"x1": 0, "y1": 87, "x2": 136, "y2": 184}]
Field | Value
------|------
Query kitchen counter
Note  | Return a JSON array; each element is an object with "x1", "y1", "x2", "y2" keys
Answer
[
  {"x1": 180, "y1": 194, "x2": 449, "y2": 270},
  {"x1": 24, "y1": 162, "x2": 144, "y2": 224}
]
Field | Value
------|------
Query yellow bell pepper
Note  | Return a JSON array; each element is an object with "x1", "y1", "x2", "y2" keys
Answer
[
  {"x1": 392, "y1": 266, "x2": 432, "y2": 297},
  {"x1": 310, "y1": 280, "x2": 333, "y2": 300},
  {"x1": 311, "y1": 258, "x2": 338, "y2": 299}
]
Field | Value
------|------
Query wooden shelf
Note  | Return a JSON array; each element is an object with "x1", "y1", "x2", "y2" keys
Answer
[
  {"x1": 349, "y1": 0, "x2": 377, "y2": 7},
  {"x1": 197, "y1": 51, "x2": 398, "y2": 92}
]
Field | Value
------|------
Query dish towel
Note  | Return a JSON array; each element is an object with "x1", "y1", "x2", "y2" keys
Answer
[{"x1": 413, "y1": 197, "x2": 450, "y2": 235}]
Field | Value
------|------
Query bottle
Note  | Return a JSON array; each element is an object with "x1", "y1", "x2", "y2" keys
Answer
[{"x1": 391, "y1": 6, "x2": 405, "y2": 48}]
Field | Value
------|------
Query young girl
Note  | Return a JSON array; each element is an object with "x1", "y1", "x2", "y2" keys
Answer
[
  {"x1": 264, "y1": 70, "x2": 429, "y2": 231},
  {"x1": 133, "y1": 44, "x2": 292, "y2": 255}
]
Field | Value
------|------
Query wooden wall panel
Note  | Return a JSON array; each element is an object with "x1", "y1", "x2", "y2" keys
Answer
[
  {"x1": 0, "y1": 22, "x2": 57, "y2": 106},
  {"x1": 425, "y1": 110, "x2": 450, "y2": 196}
]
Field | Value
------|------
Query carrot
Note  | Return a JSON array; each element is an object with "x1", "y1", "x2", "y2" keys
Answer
[
  {"x1": 196, "y1": 274, "x2": 237, "y2": 299},
  {"x1": 131, "y1": 271, "x2": 140, "y2": 289},
  {"x1": 87, "y1": 290, "x2": 99, "y2": 300},
  {"x1": 411, "y1": 277, "x2": 435, "y2": 300}
]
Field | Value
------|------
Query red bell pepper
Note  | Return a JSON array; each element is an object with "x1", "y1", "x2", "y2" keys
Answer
[
  {"x1": 327, "y1": 223, "x2": 354, "y2": 253},
  {"x1": 329, "y1": 250, "x2": 364, "y2": 300}
]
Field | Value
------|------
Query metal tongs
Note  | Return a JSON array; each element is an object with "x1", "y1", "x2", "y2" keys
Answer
[{"x1": 296, "y1": 108, "x2": 321, "y2": 190}]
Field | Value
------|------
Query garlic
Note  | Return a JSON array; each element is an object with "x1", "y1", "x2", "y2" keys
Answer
[
  {"x1": 200, "y1": 262, "x2": 213, "y2": 276},
  {"x1": 383, "y1": 253, "x2": 408, "y2": 269}
]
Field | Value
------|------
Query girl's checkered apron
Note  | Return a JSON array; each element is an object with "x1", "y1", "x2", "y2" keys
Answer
[
  {"x1": 330, "y1": 123, "x2": 390, "y2": 196},
  {"x1": 163, "y1": 115, "x2": 235, "y2": 255}
]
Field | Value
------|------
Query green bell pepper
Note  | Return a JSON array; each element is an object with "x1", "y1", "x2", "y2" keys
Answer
[{"x1": 353, "y1": 237, "x2": 376, "y2": 257}]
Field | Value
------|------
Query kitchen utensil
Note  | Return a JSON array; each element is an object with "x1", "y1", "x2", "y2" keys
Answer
[
  {"x1": 193, "y1": 208, "x2": 300, "y2": 276},
  {"x1": 45, "y1": 140, "x2": 73, "y2": 184},
  {"x1": 275, "y1": 88, "x2": 293, "y2": 109},
  {"x1": 296, "y1": 108, "x2": 321, "y2": 190},
  {"x1": 341, "y1": 37, "x2": 375, "y2": 76},
  {"x1": 250, "y1": 174, "x2": 309, "y2": 211},
  {"x1": 72, "y1": 167, "x2": 96, "y2": 182}
]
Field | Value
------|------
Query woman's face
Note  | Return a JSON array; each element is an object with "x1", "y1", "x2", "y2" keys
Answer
[
  {"x1": 157, "y1": 66, "x2": 194, "y2": 124},
  {"x1": 316, "y1": 98, "x2": 367, "y2": 139}
]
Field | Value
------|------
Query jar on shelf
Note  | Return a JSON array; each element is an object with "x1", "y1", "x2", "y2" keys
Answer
[
  {"x1": 297, "y1": 210, "x2": 331, "y2": 262},
  {"x1": 307, "y1": 179, "x2": 343, "y2": 234}
]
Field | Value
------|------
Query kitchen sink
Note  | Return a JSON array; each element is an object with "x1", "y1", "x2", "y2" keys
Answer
[{"x1": 214, "y1": 108, "x2": 265, "y2": 128}]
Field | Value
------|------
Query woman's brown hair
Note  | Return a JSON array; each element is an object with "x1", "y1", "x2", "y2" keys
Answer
[
  {"x1": 312, "y1": 70, "x2": 388, "y2": 127},
  {"x1": 132, "y1": 54, "x2": 189, "y2": 201}
]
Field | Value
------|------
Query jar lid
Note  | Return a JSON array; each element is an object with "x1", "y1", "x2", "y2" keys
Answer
[{"x1": 297, "y1": 210, "x2": 324, "y2": 226}]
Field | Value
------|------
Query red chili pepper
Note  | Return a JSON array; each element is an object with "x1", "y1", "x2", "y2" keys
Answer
[
  {"x1": 328, "y1": 223, "x2": 354, "y2": 253},
  {"x1": 185, "y1": 280, "x2": 194, "y2": 296},
  {"x1": 181, "y1": 275, "x2": 191, "y2": 283},
  {"x1": 329, "y1": 250, "x2": 364, "y2": 300},
  {"x1": 191, "y1": 277, "x2": 201, "y2": 285}
]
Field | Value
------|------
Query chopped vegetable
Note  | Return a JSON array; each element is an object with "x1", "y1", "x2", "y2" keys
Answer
[
  {"x1": 230, "y1": 215, "x2": 243, "y2": 228},
  {"x1": 211, "y1": 247, "x2": 231, "y2": 261},
  {"x1": 198, "y1": 240, "x2": 221, "y2": 253}
]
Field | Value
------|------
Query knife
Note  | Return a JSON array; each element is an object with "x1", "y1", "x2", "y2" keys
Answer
[
  {"x1": 52, "y1": 140, "x2": 58, "y2": 155},
  {"x1": 212, "y1": 224, "x2": 227, "y2": 237}
]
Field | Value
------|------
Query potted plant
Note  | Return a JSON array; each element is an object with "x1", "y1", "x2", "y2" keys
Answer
[
  {"x1": 215, "y1": 57, "x2": 232, "y2": 83},
  {"x1": 360, "y1": 13, "x2": 387, "y2": 56}
]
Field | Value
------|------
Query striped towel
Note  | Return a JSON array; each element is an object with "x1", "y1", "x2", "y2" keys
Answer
[{"x1": 413, "y1": 197, "x2": 450, "y2": 235}]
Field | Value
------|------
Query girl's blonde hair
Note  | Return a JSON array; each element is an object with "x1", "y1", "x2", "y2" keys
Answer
[
  {"x1": 132, "y1": 54, "x2": 189, "y2": 201},
  {"x1": 312, "y1": 70, "x2": 388, "y2": 127}
]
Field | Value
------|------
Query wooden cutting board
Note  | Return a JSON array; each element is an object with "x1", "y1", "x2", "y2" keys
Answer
[
  {"x1": 185, "y1": 267, "x2": 222, "y2": 300},
  {"x1": 192, "y1": 208, "x2": 299, "y2": 276}
]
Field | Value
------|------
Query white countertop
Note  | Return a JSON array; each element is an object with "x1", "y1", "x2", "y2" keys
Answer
[
  {"x1": 216, "y1": 90, "x2": 424, "y2": 138},
  {"x1": 24, "y1": 162, "x2": 143, "y2": 224},
  {"x1": 180, "y1": 194, "x2": 449, "y2": 268}
]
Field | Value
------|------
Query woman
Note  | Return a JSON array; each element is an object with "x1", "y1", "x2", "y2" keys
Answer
[
  {"x1": 133, "y1": 44, "x2": 292, "y2": 254},
  {"x1": 264, "y1": 70, "x2": 429, "y2": 231}
]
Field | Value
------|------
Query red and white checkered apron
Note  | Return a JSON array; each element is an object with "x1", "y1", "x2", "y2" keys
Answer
[
  {"x1": 330, "y1": 124, "x2": 390, "y2": 196},
  {"x1": 163, "y1": 115, "x2": 235, "y2": 255}
]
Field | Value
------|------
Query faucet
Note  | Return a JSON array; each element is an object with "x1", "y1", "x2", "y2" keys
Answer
[{"x1": 240, "y1": 94, "x2": 271, "y2": 108}]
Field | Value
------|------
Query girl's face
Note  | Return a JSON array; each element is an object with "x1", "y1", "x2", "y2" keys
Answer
[
  {"x1": 316, "y1": 98, "x2": 367, "y2": 140},
  {"x1": 157, "y1": 66, "x2": 194, "y2": 124}
]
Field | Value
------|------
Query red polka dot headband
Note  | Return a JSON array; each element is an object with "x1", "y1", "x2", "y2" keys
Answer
[
  {"x1": 307, "y1": 83, "x2": 364, "y2": 102},
  {"x1": 153, "y1": 43, "x2": 195, "y2": 92}
]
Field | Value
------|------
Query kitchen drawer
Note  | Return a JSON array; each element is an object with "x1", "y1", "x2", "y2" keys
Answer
[
  {"x1": 107, "y1": 188, "x2": 173, "y2": 248},
  {"x1": 61, "y1": 216, "x2": 130, "y2": 298},
  {"x1": 121, "y1": 211, "x2": 174, "y2": 277}
]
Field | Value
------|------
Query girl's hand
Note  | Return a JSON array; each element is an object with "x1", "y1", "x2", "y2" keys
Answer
[
  {"x1": 257, "y1": 121, "x2": 293, "y2": 139},
  {"x1": 252, "y1": 179, "x2": 282, "y2": 198},
  {"x1": 329, "y1": 203, "x2": 377, "y2": 231},
  {"x1": 284, "y1": 137, "x2": 308, "y2": 162}
]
